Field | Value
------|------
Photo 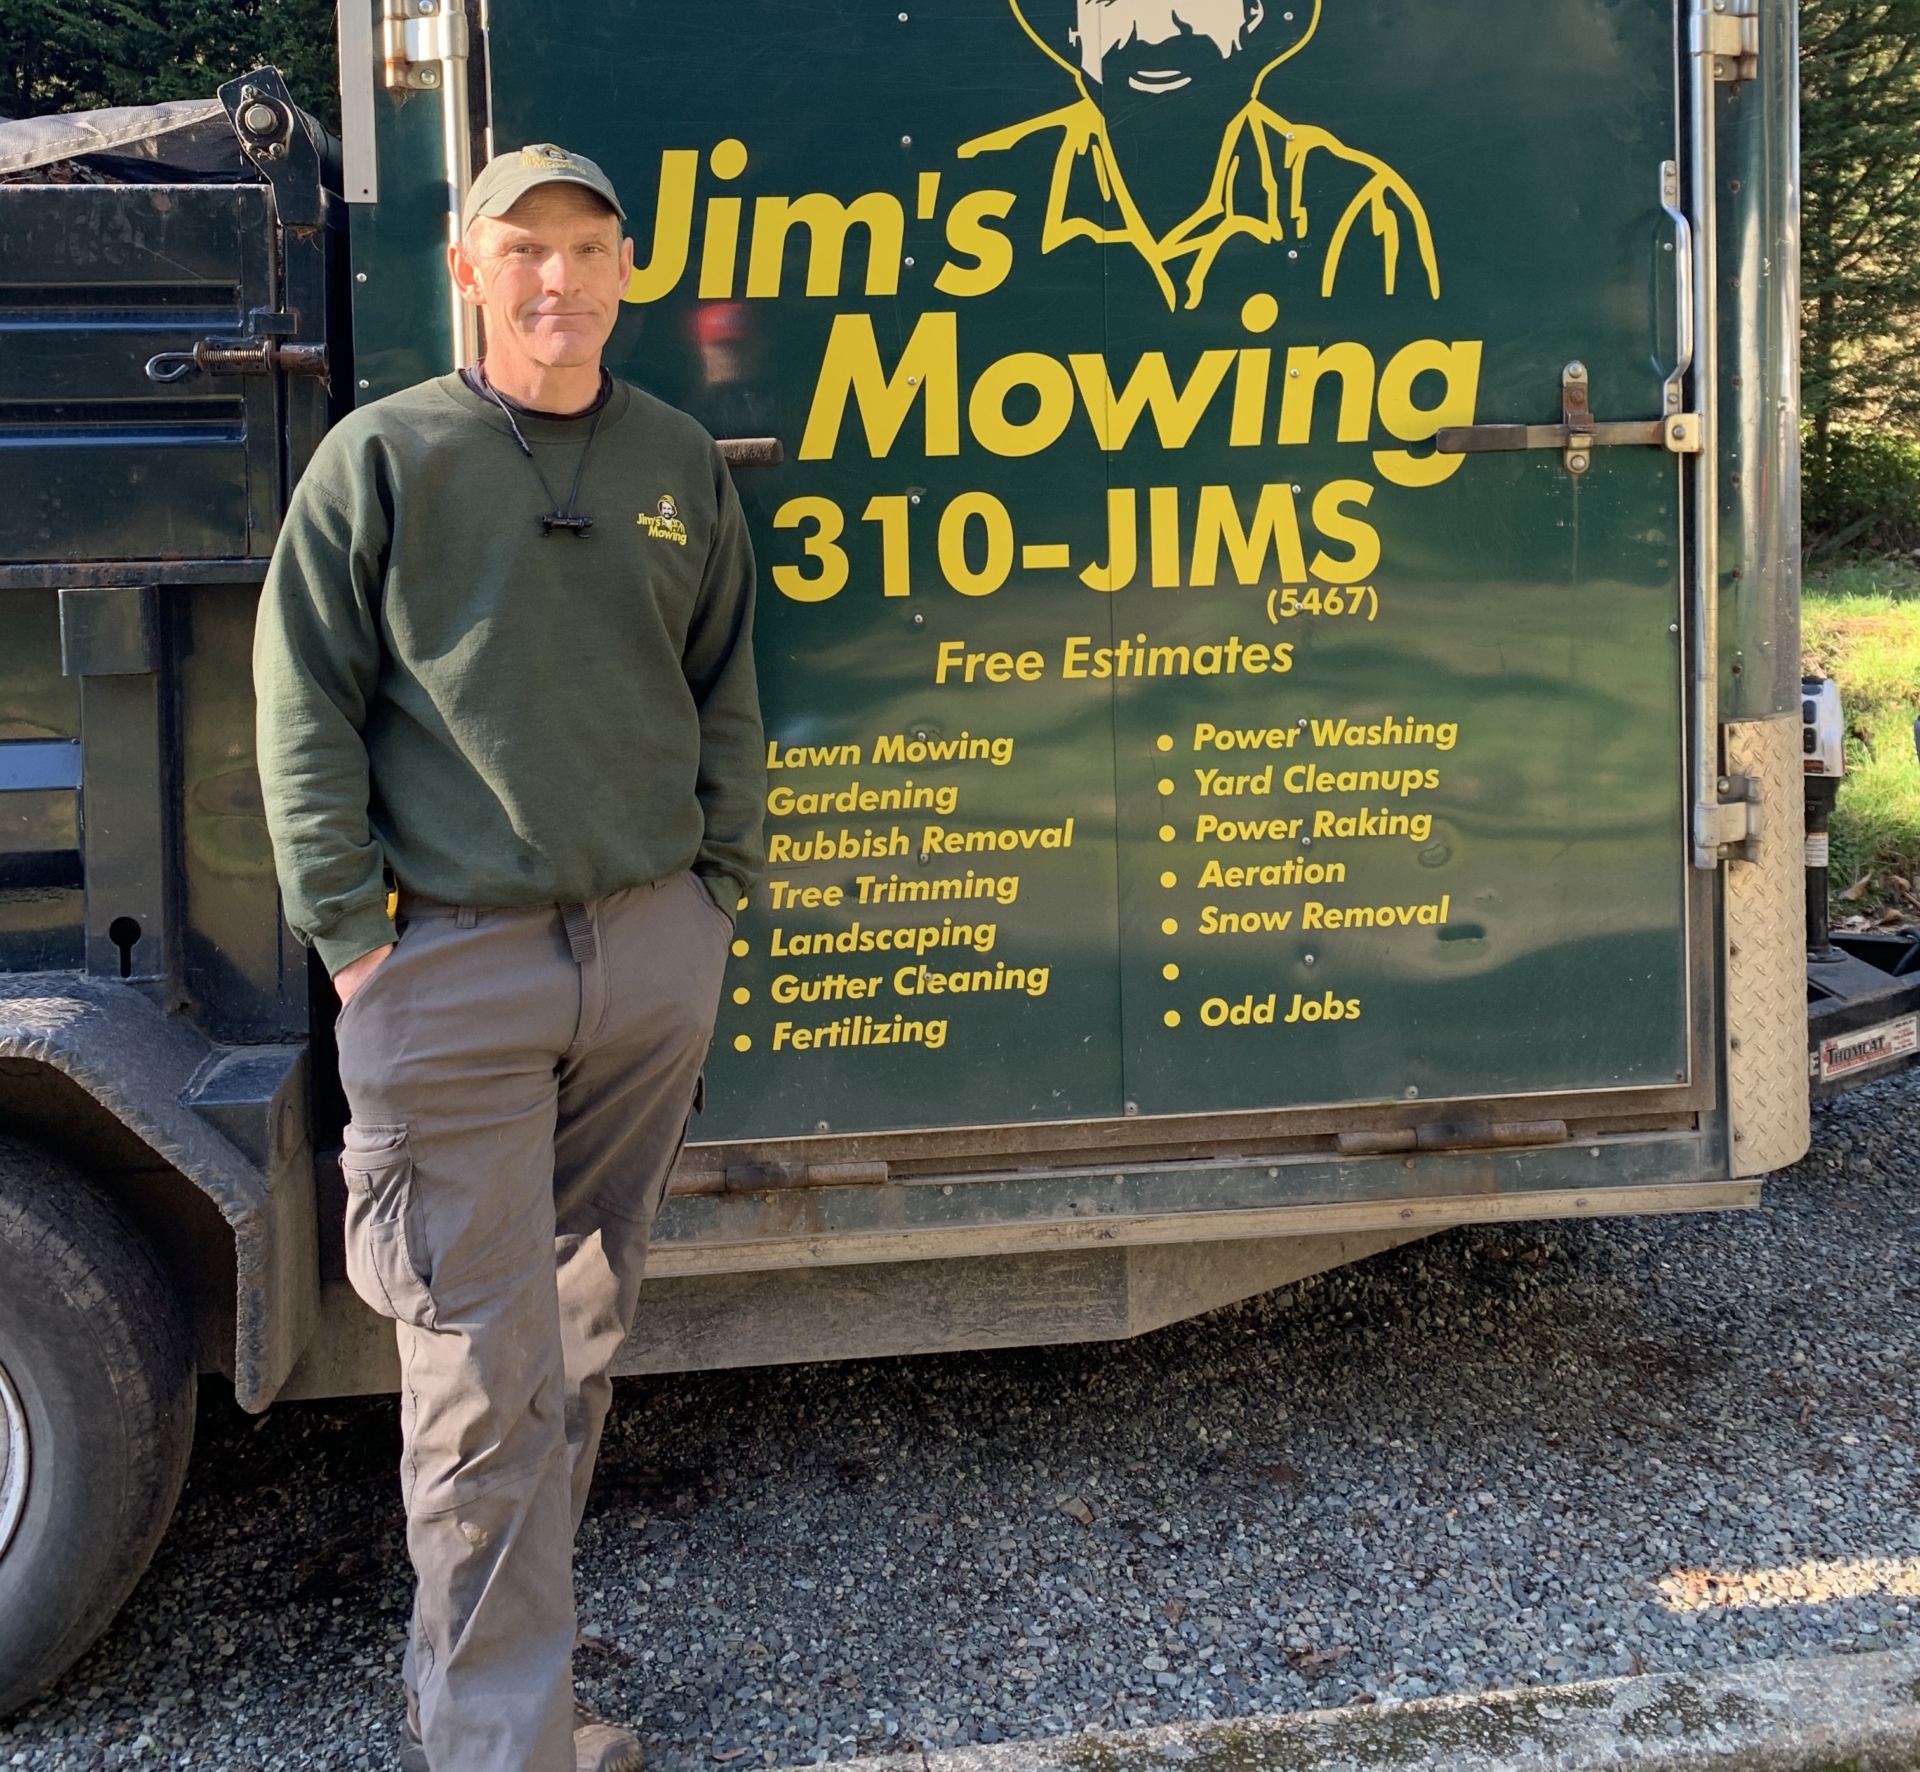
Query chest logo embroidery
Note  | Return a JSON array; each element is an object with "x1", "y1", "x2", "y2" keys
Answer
[{"x1": 638, "y1": 495, "x2": 688, "y2": 545}]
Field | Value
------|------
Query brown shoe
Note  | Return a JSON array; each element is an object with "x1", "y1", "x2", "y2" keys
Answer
[
  {"x1": 400, "y1": 1689, "x2": 640, "y2": 1772},
  {"x1": 573, "y1": 1702, "x2": 643, "y2": 1772}
]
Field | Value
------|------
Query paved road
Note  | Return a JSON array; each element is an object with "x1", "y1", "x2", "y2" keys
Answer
[{"x1": 4, "y1": 1070, "x2": 1916, "y2": 1771}]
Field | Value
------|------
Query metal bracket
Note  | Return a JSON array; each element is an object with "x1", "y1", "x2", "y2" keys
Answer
[
  {"x1": 1436, "y1": 360, "x2": 1704, "y2": 470},
  {"x1": 1692, "y1": 0, "x2": 1758, "y2": 82},
  {"x1": 1561, "y1": 361, "x2": 1595, "y2": 475},
  {"x1": 383, "y1": 0, "x2": 469, "y2": 91},
  {"x1": 217, "y1": 66, "x2": 325, "y2": 230},
  {"x1": 230, "y1": 83, "x2": 293, "y2": 162},
  {"x1": 1695, "y1": 773, "x2": 1762, "y2": 867}
]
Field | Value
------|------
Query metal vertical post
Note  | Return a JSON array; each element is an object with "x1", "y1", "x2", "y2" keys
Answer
[
  {"x1": 441, "y1": 43, "x2": 480, "y2": 369},
  {"x1": 337, "y1": 0, "x2": 379, "y2": 203},
  {"x1": 1687, "y1": 0, "x2": 1723, "y2": 869},
  {"x1": 383, "y1": 0, "x2": 480, "y2": 369}
]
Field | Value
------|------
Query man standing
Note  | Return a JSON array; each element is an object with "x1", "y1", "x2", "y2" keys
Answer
[{"x1": 255, "y1": 144, "x2": 764, "y2": 1771}]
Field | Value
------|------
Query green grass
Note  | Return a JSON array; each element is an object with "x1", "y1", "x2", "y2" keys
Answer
[{"x1": 1802, "y1": 555, "x2": 1920, "y2": 921}]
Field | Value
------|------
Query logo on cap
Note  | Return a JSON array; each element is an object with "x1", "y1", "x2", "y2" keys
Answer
[
  {"x1": 519, "y1": 143, "x2": 575, "y2": 168},
  {"x1": 638, "y1": 495, "x2": 688, "y2": 546}
]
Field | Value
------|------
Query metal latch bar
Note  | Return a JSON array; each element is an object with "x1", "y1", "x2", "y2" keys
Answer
[
  {"x1": 1436, "y1": 361, "x2": 1702, "y2": 473},
  {"x1": 715, "y1": 437, "x2": 784, "y2": 468},
  {"x1": 145, "y1": 340, "x2": 328, "y2": 383}
]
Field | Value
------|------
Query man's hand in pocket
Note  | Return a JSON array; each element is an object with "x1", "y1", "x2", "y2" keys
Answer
[{"x1": 335, "y1": 943, "x2": 395, "y2": 1006}]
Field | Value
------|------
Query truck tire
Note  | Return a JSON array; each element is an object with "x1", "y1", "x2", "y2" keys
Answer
[{"x1": 0, "y1": 1133, "x2": 195, "y2": 1718}]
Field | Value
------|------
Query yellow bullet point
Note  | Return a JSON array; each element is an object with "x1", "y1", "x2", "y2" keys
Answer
[
  {"x1": 1159, "y1": 824, "x2": 1176, "y2": 842},
  {"x1": 730, "y1": 938, "x2": 748, "y2": 957},
  {"x1": 1161, "y1": 917, "x2": 1178, "y2": 935},
  {"x1": 1163, "y1": 1008, "x2": 1181, "y2": 1028},
  {"x1": 1159, "y1": 871, "x2": 1176, "y2": 889},
  {"x1": 732, "y1": 986, "x2": 750, "y2": 1005},
  {"x1": 737, "y1": 894, "x2": 749, "y2": 911},
  {"x1": 1155, "y1": 734, "x2": 1173, "y2": 752},
  {"x1": 1162, "y1": 962, "x2": 1179, "y2": 981},
  {"x1": 1157, "y1": 777, "x2": 1175, "y2": 795},
  {"x1": 733, "y1": 1033, "x2": 752, "y2": 1052}
]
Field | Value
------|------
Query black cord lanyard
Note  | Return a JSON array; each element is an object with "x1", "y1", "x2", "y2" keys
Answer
[{"x1": 477, "y1": 366, "x2": 608, "y2": 537}]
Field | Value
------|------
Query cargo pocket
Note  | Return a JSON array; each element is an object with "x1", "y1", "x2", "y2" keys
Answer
[{"x1": 339, "y1": 1122, "x2": 436, "y2": 1328}]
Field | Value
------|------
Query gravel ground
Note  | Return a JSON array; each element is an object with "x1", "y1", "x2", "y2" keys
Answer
[{"x1": 5, "y1": 1071, "x2": 1918, "y2": 1772}]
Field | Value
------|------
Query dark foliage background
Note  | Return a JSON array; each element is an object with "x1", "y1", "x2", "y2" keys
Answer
[
  {"x1": 1801, "y1": 0, "x2": 1920, "y2": 553},
  {"x1": 0, "y1": 0, "x2": 341, "y2": 131}
]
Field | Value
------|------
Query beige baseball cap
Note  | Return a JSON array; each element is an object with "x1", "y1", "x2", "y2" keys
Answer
[{"x1": 461, "y1": 142, "x2": 626, "y2": 234}]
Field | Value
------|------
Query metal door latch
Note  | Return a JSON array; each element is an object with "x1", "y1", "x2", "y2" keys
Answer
[
  {"x1": 384, "y1": 0, "x2": 469, "y2": 91},
  {"x1": 1695, "y1": 774, "x2": 1762, "y2": 866},
  {"x1": 145, "y1": 308, "x2": 327, "y2": 383},
  {"x1": 1436, "y1": 362, "x2": 1703, "y2": 475}
]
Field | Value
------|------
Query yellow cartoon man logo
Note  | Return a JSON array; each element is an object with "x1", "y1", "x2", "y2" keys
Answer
[
  {"x1": 959, "y1": 0, "x2": 1439, "y2": 311},
  {"x1": 638, "y1": 495, "x2": 688, "y2": 544}
]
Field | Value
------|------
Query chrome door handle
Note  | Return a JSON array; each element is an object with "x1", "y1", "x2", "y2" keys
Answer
[{"x1": 1659, "y1": 159, "x2": 1694, "y2": 417}]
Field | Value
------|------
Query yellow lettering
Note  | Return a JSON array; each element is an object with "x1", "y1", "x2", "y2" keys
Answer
[
  {"x1": 1277, "y1": 343, "x2": 1375, "y2": 445},
  {"x1": 1190, "y1": 483, "x2": 1307, "y2": 586},
  {"x1": 969, "y1": 352, "x2": 1076, "y2": 457},
  {"x1": 1374, "y1": 340, "x2": 1482, "y2": 487},
  {"x1": 771, "y1": 497, "x2": 849, "y2": 602},
  {"x1": 1069, "y1": 350, "x2": 1236, "y2": 450},
  {"x1": 1080, "y1": 489, "x2": 1137, "y2": 592},
  {"x1": 1309, "y1": 480, "x2": 1382, "y2": 584},
  {"x1": 939, "y1": 492, "x2": 1014, "y2": 597},
  {"x1": 799, "y1": 311, "x2": 959, "y2": 460},
  {"x1": 934, "y1": 189, "x2": 1017, "y2": 297},
  {"x1": 746, "y1": 190, "x2": 904, "y2": 298},
  {"x1": 622, "y1": 149, "x2": 699, "y2": 304}
]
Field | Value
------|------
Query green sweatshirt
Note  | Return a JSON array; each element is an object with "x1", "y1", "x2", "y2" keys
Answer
[{"x1": 255, "y1": 373, "x2": 765, "y2": 973}]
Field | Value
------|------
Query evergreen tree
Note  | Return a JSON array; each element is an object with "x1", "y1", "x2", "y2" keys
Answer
[
  {"x1": 1800, "y1": 0, "x2": 1920, "y2": 540},
  {"x1": 0, "y1": 0, "x2": 340, "y2": 130}
]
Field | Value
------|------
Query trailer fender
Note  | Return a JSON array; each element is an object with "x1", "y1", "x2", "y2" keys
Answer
[{"x1": 0, "y1": 975, "x2": 315, "y2": 1410}]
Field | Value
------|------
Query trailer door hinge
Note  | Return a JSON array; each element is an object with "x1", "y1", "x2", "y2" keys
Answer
[
  {"x1": 384, "y1": 0, "x2": 469, "y2": 90},
  {"x1": 1692, "y1": 0, "x2": 1758, "y2": 82},
  {"x1": 1695, "y1": 774, "x2": 1762, "y2": 867},
  {"x1": 1436, "y1": 362, "x2": 1703, "y2": 475}
]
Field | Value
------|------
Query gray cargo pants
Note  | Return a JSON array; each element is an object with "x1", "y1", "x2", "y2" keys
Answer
[{"x1": 333, "y1": 872, "x2": 731, "y2": 1772}]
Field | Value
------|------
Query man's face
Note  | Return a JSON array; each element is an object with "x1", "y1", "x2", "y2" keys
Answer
[
  {"x1": 452, "y1": 184, "x2": 633, "y2": 370},
  {"x1": 1071, "y1": 0, "x2": 1265, "y2": 93}
]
